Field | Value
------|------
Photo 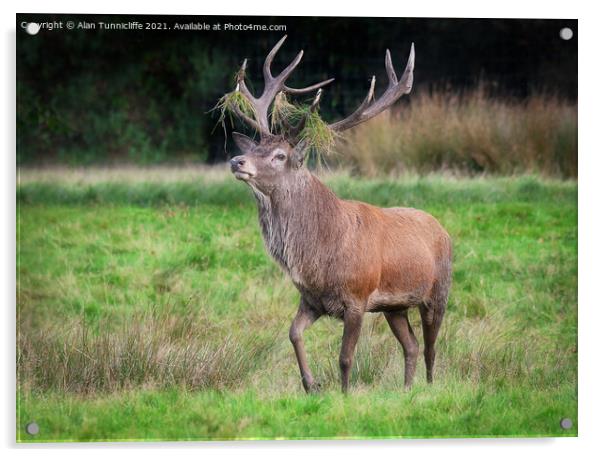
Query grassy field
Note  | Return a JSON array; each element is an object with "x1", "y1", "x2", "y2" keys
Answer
[{"x1": 16, "y1": 167, "x2": 578, "y2": 441}]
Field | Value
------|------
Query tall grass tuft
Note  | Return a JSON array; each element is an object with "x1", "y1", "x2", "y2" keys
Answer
[
  {"x1": 337, "y1": 89, "x2": 577, "y2": 178},
  {"x1": 18, "y1": 305, "x2": 278, "y2": 394}
]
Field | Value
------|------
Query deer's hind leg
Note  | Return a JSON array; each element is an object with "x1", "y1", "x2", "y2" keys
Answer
[
  {"x1": 384, "y1": 310, "x2": 419, "y2": 390},
  {"x1": 419, "y1": 277, "x2": 449, "y2": 383}
]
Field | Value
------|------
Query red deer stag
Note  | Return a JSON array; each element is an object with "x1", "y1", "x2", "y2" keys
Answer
[{"x1": 225, "y1": 36, "x2": 452, "y2": 393}]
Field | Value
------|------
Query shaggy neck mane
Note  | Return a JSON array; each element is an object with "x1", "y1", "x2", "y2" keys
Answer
[{"x1": 251, "y1": 170, "x2": 344, "y2": 281}]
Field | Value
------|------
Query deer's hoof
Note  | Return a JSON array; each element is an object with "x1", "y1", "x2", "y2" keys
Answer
[{"x1": 305, "y1": 381, "x2": 322, "y2": 394}]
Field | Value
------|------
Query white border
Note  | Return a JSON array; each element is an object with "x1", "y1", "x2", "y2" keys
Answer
[
  {"x1": 4, "y1": 0, "x2": 584, "y2": 18},
  {"x1": 3, "y1": 1, "x2": 599, "y2": 456}
]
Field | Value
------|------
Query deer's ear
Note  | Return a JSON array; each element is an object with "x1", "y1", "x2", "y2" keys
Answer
[
  {"x1": 232, "y1": 132, "x2": 258, "y2": 153},
  {"x1": 292, "y1": 140, "x2": 309, "y2": 168}
]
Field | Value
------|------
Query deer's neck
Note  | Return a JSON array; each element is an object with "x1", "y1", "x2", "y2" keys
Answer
[{"x1": 252, "y1": 171, "x2": 343, "y2": 283}]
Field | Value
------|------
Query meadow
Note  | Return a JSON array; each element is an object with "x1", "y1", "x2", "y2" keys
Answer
[{"x1": 16, "y1": 167, "x2": 577, "y2": 441}]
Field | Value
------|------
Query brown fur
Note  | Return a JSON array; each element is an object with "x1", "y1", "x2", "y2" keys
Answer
[
  {"x1": 225, "y1": 37, "x2": 449, "y2": 392},
  {"x1": 230, "y1": 139, "x2": 452, "y2": 392}
]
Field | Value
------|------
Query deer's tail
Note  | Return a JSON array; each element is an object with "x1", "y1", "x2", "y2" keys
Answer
[{"x1": 423, "y1": 242, "x2": 452, "y2": 327}]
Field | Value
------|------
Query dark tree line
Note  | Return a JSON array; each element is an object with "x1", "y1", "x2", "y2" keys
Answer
[{"x1": 17, "y1": 14, "x2": 577, "y2": 164}]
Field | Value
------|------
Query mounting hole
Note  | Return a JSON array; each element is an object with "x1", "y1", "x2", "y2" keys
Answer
[
  {"x1": 25, "y1": 422, "x2": 39, "y2": 435},
  {"x1": 25, "y1": 23, "x2": 40, "y2": 36},
  {"x1": 559, "y1": 27, "x2": 573, "y2": 40},
  {"x1": 560, "y1": 418, "x2": 573, "y2": 430}
]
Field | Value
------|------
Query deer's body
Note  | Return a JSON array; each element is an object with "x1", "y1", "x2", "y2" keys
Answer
[
  {"x1": 223, "y1": 36, "x2": 452, "y2": 392},
  {"x1": 254, "y1": 170, "x2": 451, "y2": 320}
]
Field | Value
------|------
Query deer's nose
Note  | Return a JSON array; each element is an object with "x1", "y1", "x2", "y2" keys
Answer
[{"x1": 230, "y1": 156, "x2": 246, "y2": 169}]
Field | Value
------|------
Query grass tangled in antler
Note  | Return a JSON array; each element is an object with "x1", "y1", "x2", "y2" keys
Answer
[
  {"x1": 271, "y1": 92, "x2": 338, "y2": 164},
  {"x1": 214, "y1": 81, "x2": 338, "y2": 166},
  {"x1": 296, "y1": 109, "x2": 338, "y2": 157},
  {"x1": 212, "y1": 90, "x2": 258, "y2": 131},
  {"x1": 270, "y1": 92, "x2": 298, "y2": 133}
]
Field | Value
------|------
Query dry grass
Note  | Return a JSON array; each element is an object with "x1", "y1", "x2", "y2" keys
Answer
[
  {"x1": 17, "y1": 299, "x2": 574, "y2": 395},
  {"x1": 337, "y1": 89, "x2": 577, "y2": 178},
  {"x1": 18, "y1": 304, "x2": 278, "y2": 394}
]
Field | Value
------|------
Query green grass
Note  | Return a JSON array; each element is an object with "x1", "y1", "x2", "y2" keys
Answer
[
  {"x1": 19, "y1": 385, "x2": 576, "y2": 441},
  {"x1": 16, "y1": 168, "x2": 577, "y2": 441}
]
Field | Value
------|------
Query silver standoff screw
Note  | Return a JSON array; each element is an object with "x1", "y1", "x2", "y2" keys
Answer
[
  {"x1": 560, "y1": 418, "x2": 573, "y2": 430},
  {"x1": 25, "y1": 422, "x2": 39, "y2": 435}
]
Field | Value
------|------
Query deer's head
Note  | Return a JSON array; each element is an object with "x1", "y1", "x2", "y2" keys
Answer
[
  {"x1": 225, "y1": 36, "x2": 415, "y2": 195},
  {"x1": 229, "y1": 133, "x2": 308, "y2": 194}
]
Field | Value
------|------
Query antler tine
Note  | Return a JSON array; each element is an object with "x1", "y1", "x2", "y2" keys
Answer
[
  {"x1": 236, "y1": 59, "x2": 255, "y2": 102},
  {"x1": 330, "y1": 43, "x2": 415, "y2": 133},
  {"x1": 363, "y1": 43, "x2": 414, "y2": 117},
  {"x1": 284, "y1": 78, "x2": 335, "y2": 95},
  {"x1": 310, "y1": 88, "x2": 323, "y2": 111},
  {"x1": 275, "y1": 50, "x2": 304, "y2": 84},
  {"x1": 330, "y1": 76, "x2": 376, "y2": 132},
  {"x1": 263, "y1": 35, "x2": 288, "y2": 81},
  {"x1": 263, "y1": 35, "x2": 309, "y2": 88},
  {"x1": 384, "y1": 49, "x2": 398, "y2": 86},
  {"x1": 268, "y1": 37, "x2": 335, "y2": 96},
  {"x1": 403, "y1": 42, "x2": 416, "y2": 89}
]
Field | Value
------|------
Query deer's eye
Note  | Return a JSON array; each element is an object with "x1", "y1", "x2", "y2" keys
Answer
[{"x1": 274, "y1": 153, "x2": 286, "y2": 161}]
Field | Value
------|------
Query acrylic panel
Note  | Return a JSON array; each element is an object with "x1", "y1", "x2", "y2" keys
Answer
[{"x1": 16, "y1": 14, "x2": 577, "y2": 442}]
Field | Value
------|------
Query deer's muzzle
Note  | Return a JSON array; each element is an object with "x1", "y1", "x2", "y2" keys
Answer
[{"x1": 230, "y1": 156, "x2": 255, "y2": 181}]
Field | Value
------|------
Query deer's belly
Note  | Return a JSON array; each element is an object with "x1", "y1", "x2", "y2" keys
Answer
[{"x1": 366, "y1": 289, "x2": 426, "y2": 312}]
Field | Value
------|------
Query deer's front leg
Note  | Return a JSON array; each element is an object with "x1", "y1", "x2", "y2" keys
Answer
[
  {"x1": 289, "y1": 300, "x2": 321, "y2": 393},
  {"x1": 339, "y1": 308, "x2": 364, "y2": 393}
]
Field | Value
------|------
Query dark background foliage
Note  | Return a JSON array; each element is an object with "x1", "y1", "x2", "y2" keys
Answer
[{"x1": 16, "y1": 15, "x2": 577, "y2": 165}]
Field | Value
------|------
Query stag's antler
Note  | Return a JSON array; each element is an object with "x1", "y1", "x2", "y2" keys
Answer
[
  {"x1": 232, "y1": 35, "x2": 334, "y2": 139},
  {"x1": 329, "y1": 44, "x2": 415, "y2": 132},
  {"x1": 227, "y1": 37, "x2": 415, "y2": 142}
]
